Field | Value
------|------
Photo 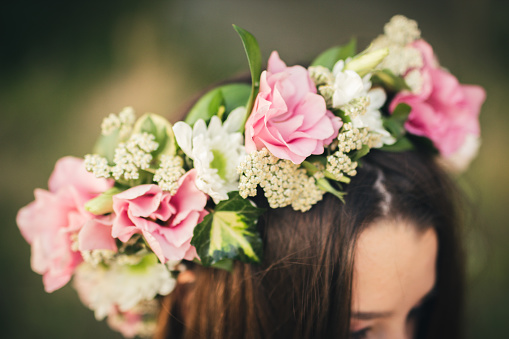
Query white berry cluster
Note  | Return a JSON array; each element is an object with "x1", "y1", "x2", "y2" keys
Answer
[
  {"x1": 238, "y1": 148, "x2": 324, "y2": 212},
  {"x1": 336, "y1": 122, "x2": 370, "y2": 153},
  {"x1": 100, "y1": 107, "x2": 136, "y2": 139},
  {"x1": 326, "y1": 151, "x2": 358, "y2": 181},
  {"x1": 368, "y1": 15, "x2": 423, "y2": 90},
  {"x1": 340, "y1": 96, "x2": 370, "y2": 120},
  {"x1": 153, "y1": 155, "x2": 186, "y2": 194},
  {"x1": 85, "y1": 132, "x2": 159, "y2": 181}
]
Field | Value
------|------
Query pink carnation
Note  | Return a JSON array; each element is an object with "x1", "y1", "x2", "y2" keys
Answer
[
  {"x1": 390, "y1": 39, "x2": 486, "y2": 156},
  {"x1": 245, "y1": 51, "x2": 342, "y2": 164},
  {"x1": 111, "y1": 169, "x2": 208, "y2": 263},
  {"x1": 16, "y1": 157, "x2": 114, "y2": 292}
]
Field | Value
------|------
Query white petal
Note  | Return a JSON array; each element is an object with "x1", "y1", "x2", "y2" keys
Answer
[
  {"x1": 207, "y1": 116, "x2": 223, "y2": 136},
  {"x1": 223, "y1": 106, "x2": 246, "y2": 133},
  {"x1": 332, "y1": 59, "x2": 345, "y2": 76},
  {"x1": 193, "y1": 119, "x2": 207, "y2": 137},
  {"x1": 368, "y1": 88, "x2": 387, "y2": 109},
  {"x1": 172, "y1": 122, "x2": 193, "y2": 157}
]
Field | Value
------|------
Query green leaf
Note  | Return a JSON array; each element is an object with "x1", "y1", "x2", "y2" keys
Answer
[
  {"x1": 371, "y1": 69, "x2": 410, "y2": 92},
  {"x1": 316, "y1": 178, "x2": 346, "y2": 203},
  {"x1": 407, "y1": 134, "x2": 439, "y2": 154},
  {"x1": 85, "y1": 186, "x2": 125, "y2": 215},
  {"x1": 92, "y1": 129, "x2": 119, "y2": 163},
  {"x1": 211, "y1": 259, "x2": 234, "y2": 272},
  {"x1": 184, "y1": 84, "x2": 251, "y2": 126},
  {"x1": 232, "y1": 25, "x2": 262, "y2": 132},
  {"x1": 132, "y1": 113, "x2": 176, "y2": 156},
  {"x1": 380, "y1": 136, "x2": 415, "y2": 152},
  {"x1": 352, "y1": 144, "x2": 371, "y2": 162},
  {"x1": 383, "y1": 103, "x2": 412, "y2": 139},
  {"x1": 310, "y1": 38, "x2": 357, "y2": 70},
  {"x1": 191, "y1": 191, "x2": 264, "y2": 267}
]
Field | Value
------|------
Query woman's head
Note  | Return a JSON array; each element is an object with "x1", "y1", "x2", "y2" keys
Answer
[{"x1": 157, "y1": 150, "x2": 465, "y2": 339}]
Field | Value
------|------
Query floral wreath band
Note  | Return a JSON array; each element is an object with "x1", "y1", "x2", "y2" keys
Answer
[{"x1": 17, "y1": 16, "x2": 485, "y2": 338}]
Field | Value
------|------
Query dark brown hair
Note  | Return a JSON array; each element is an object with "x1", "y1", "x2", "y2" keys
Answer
[{"x1": 155, "y1": 149, "x2": 465, "y2": 339}]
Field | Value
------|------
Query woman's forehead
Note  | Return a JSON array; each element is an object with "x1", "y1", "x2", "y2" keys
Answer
[{"x1": 351, "y1": 220, "x2": 438, "y2": 313}]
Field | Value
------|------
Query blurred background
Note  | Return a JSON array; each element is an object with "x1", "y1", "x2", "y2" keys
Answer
[{"x1": 1, "y1": 0, "x2": 508, "y2": 338}]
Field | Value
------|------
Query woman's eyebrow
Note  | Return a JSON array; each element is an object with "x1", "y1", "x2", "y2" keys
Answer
[
  {"x1": 351, "y1": 287, "x2": 437, "y2": 320},
  {"x1": 350, "y1": 311, "x2": 393, "y2": 320}
]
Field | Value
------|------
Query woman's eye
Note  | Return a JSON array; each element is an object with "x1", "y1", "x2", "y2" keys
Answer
[{"x1": 350, "y1": 327, "x2": 370, "y2": 339}]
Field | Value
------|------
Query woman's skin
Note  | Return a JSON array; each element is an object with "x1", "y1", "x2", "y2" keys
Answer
[{"x1": 350, "y1": 219, "x2": 438, "y2": 339}]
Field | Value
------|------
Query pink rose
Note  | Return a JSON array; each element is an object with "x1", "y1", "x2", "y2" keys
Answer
[
  {"x1": 245, "y1": 51, "x2": 342, "y2": 164},
  {"x1": 16, "y1": 156, "x2": 114, "y2": 292},
  {"x1": 390, "y1": 39, "x2": 486, "y2": 156},
  {"x1": 111, "y1": 169, "x2": 208, "y2": 263}
]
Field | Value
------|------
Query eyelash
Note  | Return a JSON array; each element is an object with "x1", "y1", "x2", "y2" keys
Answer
[
  {"x1": 349, "y1": 304, "x2": 425, "y2": 339},
  {"x1": 350, "y1": 328, "x2": 370, "y2": 339}
]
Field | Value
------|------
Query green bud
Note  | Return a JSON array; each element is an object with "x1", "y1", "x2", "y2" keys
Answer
[
  {"x1": 345, "y1": 48, "x2": 389, "y2": 77},
  {"x1": 85, "y1": 187, "x2": 124, "y2": 215}
]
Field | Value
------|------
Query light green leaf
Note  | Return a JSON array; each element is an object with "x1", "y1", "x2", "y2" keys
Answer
[
  {"x1": 345, "y1": 48, "x2": 389, "y2": 77},
  {"x1": 191, "y1": 191, "x2": 264, "y2": 267},
  {"x1": 133, "y1": 113, "x2": 176, "y2": 156},
  {"x1": 184, "y1": 83, "x2": 251, "y2": 126},
  {"x1": 92, "y1": 129, "x2": 119, "y2": 163},
  {"x1": 310, "y1": 38, "x2": 357, "y2": 70},
  {"x1": 85, "y1": 186, "x2": 124, "y2": 215},
  {"x1": 316, "y1": 178, "x2": 346, "y2": 203},
  {"x1": 232, "y1": 25, "x2": 262, "y2": 132}
]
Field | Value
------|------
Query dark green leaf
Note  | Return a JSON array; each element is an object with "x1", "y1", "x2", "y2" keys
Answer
[
  {"x1": 233, "y1": 25, "x2": 262, "y2": 132},
  {"x1": 391, "y1": 103, "x2": 412, "y2": 121},
  {"x1": 191, "y1": 191, "x2": 264, "y2": 266},
  {"x1": 408, "y1": 134, "x2": 439, "y2": 154},
  {"x1": 352, "y1": 145, "x2": 371, "y2": 162},
  {"x1": 184, "y1": 84, "x2": 251, "y2": 126},
  {"x1": 310, "y1": 38, "x2": 357, "y2": 70},
  {"x1": 383, "y1": 103, "x2": 411, "y2": 139},
  {"x1": 380, "y1": 136, "x2": 415, "y2": 152},
  {"x1": 371, "y1": 69, "x2": 410, "y2": 92}
]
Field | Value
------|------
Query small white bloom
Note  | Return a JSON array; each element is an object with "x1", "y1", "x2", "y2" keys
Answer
[
  {"x1": 383, "y1": 15, "x2": 421, "y2": 45},
  {"x1": 73, "y1": 252, "x2": 178, "y2": 320},
  {"x1": 173, "y1": 107, "x2": 246, "y2": 203},
  {"x1": 351, "y1": 76, "x2": 395, "y2": 147},
  {"x1": 332, "y1": 60, "x2": 365, "y2": 108},
  {"x1": 404, "y1": 68, "x2": 424, "y2": 93}
]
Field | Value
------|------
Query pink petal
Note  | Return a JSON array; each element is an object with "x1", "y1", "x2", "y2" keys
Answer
[
  {"x1": 267, "y1": 51, "x2": 287, "y2": 74},
  {"x1": 79, "y1": 219, "x2": 117, "y2": 251}
]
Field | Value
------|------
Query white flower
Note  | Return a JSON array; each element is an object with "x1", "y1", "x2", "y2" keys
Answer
[
  {"x1": 332, "y1": 60, "x2": 365, "y2": 108},
  {"x1": 351, "y1": 76, "x2": 395, "y2": 147},
  {"x1": 73, "y1": 252, "x2": 177, "y2": 320},
  {"x1": 173, "y1": 107, "x2": 246, "y2": 203}
]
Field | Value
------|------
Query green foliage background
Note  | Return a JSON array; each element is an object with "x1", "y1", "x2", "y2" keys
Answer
[{"x1": 2, "y1": 0, "x2": 508, "y2": 337}]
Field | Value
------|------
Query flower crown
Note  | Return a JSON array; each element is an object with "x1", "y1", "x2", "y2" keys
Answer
[{"x1": 17, "y1": 15, "x2": 485, "y2": 338}]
